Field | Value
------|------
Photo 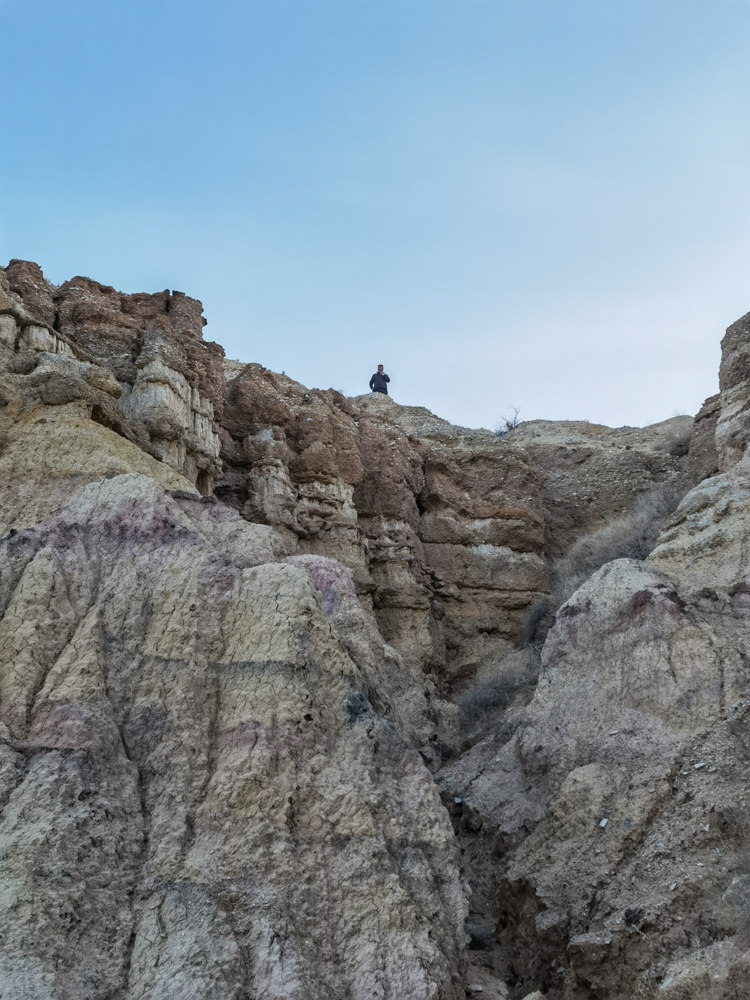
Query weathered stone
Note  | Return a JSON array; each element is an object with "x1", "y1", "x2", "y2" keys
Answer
[
  {"x1": 0, "y1": 315, "x2": 17, "y2": 348},
  {"x1": 687, "y1": 392, "x2": 720, "y2": 481},
  {"x1": 505, "y1": 416, "x2": 694, "y2": 558},
  {"x1": 0, "y1": 474, "x2": 469, "y2": 999},
  {"x1": 3, "y1": 262, "x2": 749, "y2": 1000},
  {"x1": 218, "y1": 365, "x2": 548, "y2": 694},
  {"x1": 716, "y1": 310, "x2": 750, "y2": 469}
]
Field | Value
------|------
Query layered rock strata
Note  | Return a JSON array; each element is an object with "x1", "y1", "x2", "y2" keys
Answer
[
  {"x1": 218, "y1": 364, "x2": 548, "y2": 695},
  {"x1": 2, "y1": 261, "x2": 224, "y2": 491},
  {"x1": 439, "y1": 316, "x2": 750, "y2": 999},
  {"x1": 2, "y1": 259, "x2": 748, "y2": 1000}
]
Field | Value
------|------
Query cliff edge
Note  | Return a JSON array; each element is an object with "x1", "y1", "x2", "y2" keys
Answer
[{"x1": 1, "y1": 260, "x2": 747, "y2": 999}]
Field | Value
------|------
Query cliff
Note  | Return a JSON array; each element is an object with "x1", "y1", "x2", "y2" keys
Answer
[{"x1": 0, "y1": 260, "x2": 747, "y2": 999}]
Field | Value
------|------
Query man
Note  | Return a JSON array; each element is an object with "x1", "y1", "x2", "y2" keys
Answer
[{"x1": 369, "y1": 365, "x2": 390, "y2": 395}]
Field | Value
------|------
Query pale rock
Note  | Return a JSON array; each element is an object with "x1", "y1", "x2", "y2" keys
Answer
[
  {"x1": 715, "y1": 310, "x2": 750, "y2": 469},
  {"x1": 0, "y1": 400, "x2": 191, "y2": 535},
  {"x1": 504, "y1": 415, "x2": 694, "y2": 558},
  {"x1": 0, "y1": 315, "x2": 17, "y2": 348},
  {"x1": 649, "y1": 453, "x2": 750, "y2": 591},
  {"x1": 4, "y1": 262, "x2": 750, "y2": 1000},
  {"x1": 0, "y1": 473, "x2": 469, "y2": 999},
  {"x1": 18, "y1": 324, "x2": 57, "y2": 354}
]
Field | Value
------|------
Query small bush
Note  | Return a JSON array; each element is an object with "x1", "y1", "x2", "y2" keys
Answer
[
  {"x1": 495, "y1": 406, "x2": 521, "y2": 436},
  {"x1": 551, "y1": 481, "x2": 687, "y2": 609},
  {"x1": 455, "y1": 482, "x2": 690, "y2": 740},
  {"x1": 657, "y1": 971, "x2": 737, "y2": 1000},
  {"x1": 522, "y1": 596, "x2": 554, "y2": 651},
  {"x1": 457, "y1": 650, "x2": 539, "y2": 736}
]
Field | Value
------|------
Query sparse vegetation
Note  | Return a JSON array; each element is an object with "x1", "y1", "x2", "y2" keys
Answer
[
  {"x1": 495, "y1": 405, "x2": 521, "y2": 436},
  {"x1": 520, "y1": 481, "x2": 690, "y2": 649},
  {"x1": 553, "y1": 481, "x2": 687, "y2": 602},
  {"x1": 457, "y1": 649, "x2": 539, "y2": 737},
  {"x1": 655, "y1": 971, "x2": 735, "y2": 1000},
  {"x1": 711, "y1": 803, "x2": 750, "y2": 945},
  {"x1": 456, "y1": 481, "x2": 692, "y2": 740}
]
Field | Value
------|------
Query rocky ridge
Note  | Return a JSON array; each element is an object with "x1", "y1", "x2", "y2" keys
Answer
[{"x1": 1, "y1": 260, "x2": 748, "y2": 999}]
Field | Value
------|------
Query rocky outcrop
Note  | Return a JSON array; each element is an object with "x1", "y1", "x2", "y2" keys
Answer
[
  {"x1": 0, "y1": 262, "x2": 494, "y2": 998},
  {"x1": 0, "y1": 474, "x2": 468, "y2": 999},
  {"x1": 716, "y1": 311, "x2": 750, "y2": 470},
  {"x1": 218, "y1": 363, "x2": 548, "y2": 697},
  {"x1": 3, "y1": 261, "x2": 224, "y2": 492},
  {"x1": 686, "y1": 392, "x2": 720, "y2": 483},
  {"x1": 504, "y1": 416, "x2": 695, "y2": 559},
  {"x1": 438, "y1": 325, "x2": 750, "y2": 999},
  {"x1": 3, "y1": 259, "x2": 749, "y2": 1000}
]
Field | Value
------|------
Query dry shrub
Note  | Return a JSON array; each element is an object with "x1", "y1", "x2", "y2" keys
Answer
[
  {"x1": 658, "y1": 968, "x2": 750, "y2": 1000},
  {"x1": 520, "y1": 482, "x2": 690, "y2": 653},
  {"x1": 552, "y1": 483, "x2": 686, "y2": 607},
  {"x1": 457, "y1": 650, "x2": 539, "y2": 736},
  {"x1": 456, "y1": 483, "x2": 690, "y2": 740},
  {"x1": 712, "y1": 806, "x2": 750, "y2": 945},
  {"x1": 659, "y1": 974, "x2": 722, "y2": 1000},
  {"x1": 553, "y1": 481, "x2": 687, "y2": 606}
]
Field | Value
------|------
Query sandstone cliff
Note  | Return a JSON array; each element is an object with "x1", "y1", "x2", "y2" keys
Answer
[{"x1": 1, "y1": 259, "x2": 747, "y2": 999}]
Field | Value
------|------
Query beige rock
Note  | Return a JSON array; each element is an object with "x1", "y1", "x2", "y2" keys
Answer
[
  {"x1": 0, "y1": 400, "x2": 191, "y2": 535},
  {"x1": 18, "y1": 323, "x2": 57, "y2": 353},
  {"x1": 5, "y1": 262, "x2": 750, "y2": 1000},
  {"x1": 648, "y1": 454, "x2": 750, "y2": 592},
  {"x1": 0, "y1": 474, "x2": 468, "y2": 999},
  {"x1": 442, "y1": 468, "x2": 750, "y2": 997},
  {"x1": 0, "y1": 315, "x2": 17, "y2": 348},
  {"x1": 2, "y1": 264, "x2": 227, "y2": 491},
  {"x1": 220, "y1": 370, "x2": 547, "y2": 694},
  {"x1": 687, "y1": 392, "x2": 720, "y2": 481},
  {"x1": 118, "y1": 354, "x2": 221, "y2": 485},
  {"x1": 505, "y1": 416, "x2": 694, "y2": 558}
]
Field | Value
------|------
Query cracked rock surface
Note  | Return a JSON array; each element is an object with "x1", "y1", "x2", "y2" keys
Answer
[
  {"x1": 3, "y1": 260, "x2": 750, "y2": 1000},
  {"x1": 0, "y1": 474, "x2": 467, "y2": 1000}
]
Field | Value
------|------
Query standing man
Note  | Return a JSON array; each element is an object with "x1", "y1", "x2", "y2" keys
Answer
[{"x1": 369, "y1": 364, "x2": 391, "y2": 395}]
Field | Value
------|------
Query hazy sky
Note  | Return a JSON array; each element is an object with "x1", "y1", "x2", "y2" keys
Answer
[{"x1": 1, "y1": 1, "x2": 748, "y2": 430}]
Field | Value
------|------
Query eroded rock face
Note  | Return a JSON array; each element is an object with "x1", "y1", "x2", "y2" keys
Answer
[
  {"x1": 716, "y1": 310, "x2": 750, "y2": 470},
  {"x1": 0, "y1": 474, "x2": 468, "y2": 1000},
  {"x1": 504, "y1": 416, "x2": 695, "y2": 559},
  {"x1": 440, "y1": 549, "x2": 750, "y2": 997},
  {"x1": 2, "y1": 262, "x2": 224, "y2": 492},
  {"x1": 218, "y1": 363, "x2": 548, "y2": 695},
  {"x1": 436, "y1": 315, "x2": 750, "y2": 999},
  {"x1": 0, "y1": 262, "x2": 509, "y2": 999},
  {"x1": 3, "y1": 260, "x2": 750, "y2": 1000}
]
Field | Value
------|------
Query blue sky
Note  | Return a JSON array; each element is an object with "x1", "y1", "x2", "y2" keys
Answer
[{"x1": 1, "y1": 0, "x2": 748, "y2": 429}]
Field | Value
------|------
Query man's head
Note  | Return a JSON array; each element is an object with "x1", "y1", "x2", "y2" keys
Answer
[{"x1": 377, "y1": 365, "x2": 384, "y2": 372}]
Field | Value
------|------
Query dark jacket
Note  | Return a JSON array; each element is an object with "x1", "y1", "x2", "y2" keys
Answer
[{"x1": 369, "y1": 372, "x2": 390, "y2": 393}]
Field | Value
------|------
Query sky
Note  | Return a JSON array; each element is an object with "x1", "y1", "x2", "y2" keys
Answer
[{"x1": 0, "y1": 0, "x2": 748, "y2": 431}]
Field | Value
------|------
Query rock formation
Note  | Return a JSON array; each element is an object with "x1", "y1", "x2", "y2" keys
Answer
[{"x1": 1, "y1": 259, "x2": 748, "y2": 999}]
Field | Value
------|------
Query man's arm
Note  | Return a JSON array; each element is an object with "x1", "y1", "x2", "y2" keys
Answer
[
  {"x1": 369, "y1": 375, "x2": 375, "y2": 390},
  {"x1": 384, "y1": 374, "x2": 390, "y2": 383}
]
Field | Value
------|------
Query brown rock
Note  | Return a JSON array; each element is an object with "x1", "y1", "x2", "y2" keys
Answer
[
  {"x1": 505, "y1": 416, "x2": 694, "y2": 558},
  {"x1": 5, "y1": 262, "x2": 749, "y2": 1000},
  {"x1": 687, "y1": 392, "x2": 720, "y2": 481}
]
